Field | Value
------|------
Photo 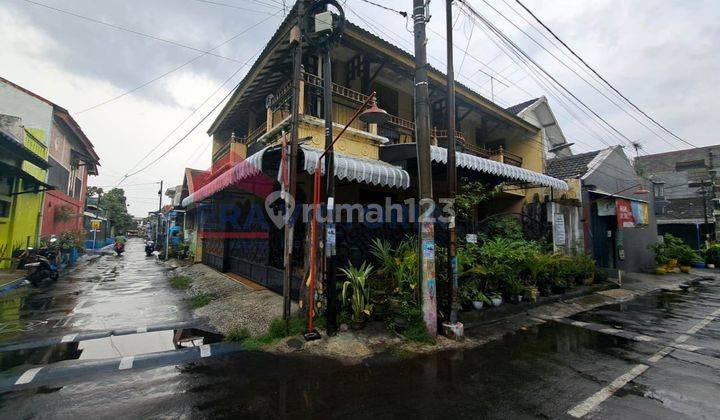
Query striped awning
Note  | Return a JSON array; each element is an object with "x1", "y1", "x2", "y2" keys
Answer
[
  {"x1": 430, "y1": 146, "x2": 568, "y2": 191},
  {"x1": 301, "y1": 145, "x2": 410, "y2": 189},
  {"x1": 181, "y1": 147, "x2": 268, "y2": 207}
]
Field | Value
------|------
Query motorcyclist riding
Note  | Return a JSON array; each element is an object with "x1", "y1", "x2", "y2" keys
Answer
[{"x1": 114, "y1": 234, "x2": 126, "y2": 256}]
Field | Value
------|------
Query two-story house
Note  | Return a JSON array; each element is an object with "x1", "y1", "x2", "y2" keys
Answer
[
  {"x1": 180, "y1": 6, "x2": 567, "y2": 292},
  {"x1": 0, "y1": 77, "x2": 99, "y2": 246},
  {"x1": 636, "y1": 145, "x2": 720, "y2": 249}
]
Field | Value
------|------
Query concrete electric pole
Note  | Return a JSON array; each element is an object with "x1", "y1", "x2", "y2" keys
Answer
[{"x1": 413, "y1": 0, "x2": 437, "y2": 337}]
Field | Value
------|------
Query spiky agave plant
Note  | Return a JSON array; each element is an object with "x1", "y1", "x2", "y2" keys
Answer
[{"x1": 339, "y1": 261, "x2": 374, "y2": 324}]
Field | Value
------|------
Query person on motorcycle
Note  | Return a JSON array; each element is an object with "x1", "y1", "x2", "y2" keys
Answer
[{"x1": 114, "y1": 234, "x2": 126, "y2": 255}]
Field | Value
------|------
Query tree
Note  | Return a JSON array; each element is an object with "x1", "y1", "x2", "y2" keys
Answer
[{"x1": 103, "y1": 188, "x2": 134, "y2": 234}]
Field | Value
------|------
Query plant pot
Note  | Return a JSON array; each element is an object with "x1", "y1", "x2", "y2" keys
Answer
[
  {"x1": 510, "y1": 295, "x2": 523, "y2": 304},
  {"x1": 491, "y1": 297, "x2": 503, "y2": 307},
  {"x1": 472, "y1": 301, "x2": 484, "y2": 310},
  {"x1": 680, "y1": 265, "x2": 691, "y2": 273},
  {"x1": 693, "y1": 262, "x2": 706, "y2": 269},
  {"x1": 351, "y1": 320, "x2": 366, "y2": 330},
  {"x1": 707, "y1": 263, "x2": 715, "y2": 269},
  {"x1": 665, "y1": 259, "x2": 678, "y2": 270}
]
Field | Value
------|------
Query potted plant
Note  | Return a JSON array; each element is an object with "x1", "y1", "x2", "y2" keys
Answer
[
  {"x1": 339, "y1": 261, "x2": 374, "y2": 329},
  {"x1": 489, "y1": 292, "x2": 503, "y2": 307},
  {"x1": 505, "y1": 278, "x2": 526, "y2": 304}
]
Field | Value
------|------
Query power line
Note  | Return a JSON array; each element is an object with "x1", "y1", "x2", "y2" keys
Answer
[
  {"x1": 190, "y1": 0, "x2": 280, "y2": 13},
  {"x1": 116, "y1": 47, "x2": 264, "y2": 185},
  {"x1": 76, "y1": 11, "x2": 281, "y2": 114},
  {"x1": 513, "y1": 0, "x2": 696, "y2": 149},
  {"x1": 474, "y1": 0, "x2": 680, "y2": 152},
  {"x1": 355, "y1": 0, "x2": 407, "y2": 17},
  {"x1": 459, "y1": 1, "x2": 640, "y2": 150},
  {"x1": 23, "y1": 0, "x2": 255, "y2": 64}
]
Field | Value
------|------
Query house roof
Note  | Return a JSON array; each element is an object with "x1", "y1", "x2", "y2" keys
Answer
[
  {"x1": 546, "y1": 149, "x2": 602, "y2": 179},
  {"x1": 0, "y1": 76, "x2": 100, "y2": 173},
  {"x1": 209, "y1": 5, "x2": 538, "y2": 136},
  {"x1": 506, "y1": 98, "x2": 540, "y2": 116}
]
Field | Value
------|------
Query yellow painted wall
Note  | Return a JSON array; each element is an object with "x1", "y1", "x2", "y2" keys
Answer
[{"x1": 0, "y1": 128, "x2": 47, "y2": 268}]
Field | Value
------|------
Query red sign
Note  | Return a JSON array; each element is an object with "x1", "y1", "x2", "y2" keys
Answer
[{"x1": 615, "y1": 199, "x2": 635, "y2": 227}]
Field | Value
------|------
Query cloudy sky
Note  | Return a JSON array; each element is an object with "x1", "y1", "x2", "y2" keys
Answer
[{"x1": 2, "y1": 0, "x2": 718, "y2": 215}]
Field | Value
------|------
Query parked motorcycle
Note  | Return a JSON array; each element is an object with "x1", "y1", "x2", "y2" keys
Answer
[
  {"x1": 145, "y1": 240, "x2": 155, "y2": 257},
  {"x1": 19, "y1": 242, "x2": 59, "y2": 287}
]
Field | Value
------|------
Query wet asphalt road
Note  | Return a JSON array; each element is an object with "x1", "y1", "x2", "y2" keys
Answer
[{"x1": 0, "y1": 241, "x2": 719, "y2": 419}]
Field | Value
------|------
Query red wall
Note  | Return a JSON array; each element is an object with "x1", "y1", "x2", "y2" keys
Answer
[{"x1": 41, "y1": 171, "x2": 87, "y2": 237}]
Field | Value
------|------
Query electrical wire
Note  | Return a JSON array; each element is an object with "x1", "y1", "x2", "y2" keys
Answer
[
  {"x1": 513, "y1": 0, "x2": 696, "y2": 149},
  {"x1": 22, "y1": 0, "x2": 258, "y2": 64},
  {"x1": 76, "y1": 11, "x2": 282, "y2": 114}
]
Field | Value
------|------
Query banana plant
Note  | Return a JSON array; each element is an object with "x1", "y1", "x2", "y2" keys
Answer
[{"x1": 339, "y1": 262, "x2": 374, "y2": 325}]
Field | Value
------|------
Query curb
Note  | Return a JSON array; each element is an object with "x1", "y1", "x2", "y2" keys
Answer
[
  {"x1": 460, "y1": 282, "x2": 618, "y2": 329},
  {"x1": 0, "y1": 341, "x2": 244, "y2": 391},
  {"x1": 0, "y1": 277, "x2": 28, "y2": 295},
  {"x1": 0, "y1": 321, "x2": 199, "y2": 352}
]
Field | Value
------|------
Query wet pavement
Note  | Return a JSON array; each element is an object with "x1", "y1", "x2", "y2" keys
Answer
[{"x1": 0, "y1": 243, "x2": 719, "y2": 418}]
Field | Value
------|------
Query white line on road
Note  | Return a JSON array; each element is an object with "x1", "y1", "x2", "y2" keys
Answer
[
  {"x1": 568, "y1": 364, "x2": 649, "y2": 418},
  {"x1": 567, "y1": 306, "x2": 720, "y2": 417},
  {"x1": 136, "y1": 326, "x2": 148, "y2": 333},
  {"x1": 118, "y1": 356, "x2": 134, "y2": 370},
  {"x1": 60, "y1": 334, "x2": 78, "y2": 343},
  {"x1": 200, "y1": 344, "x2": 211, "y2": 358},
  {"x1": 15, "y1": 367, "x2": 43, "y2": 385}
]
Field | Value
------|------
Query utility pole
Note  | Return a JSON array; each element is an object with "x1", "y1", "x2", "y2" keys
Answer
[
  {"x1": 442, "y1": 0, "x2": 462, "y2": 340},
  {"x1": 157, "y1": 180, "x2": 163, "y2": 245},
  {"x1": 709, "y1": 149, "x2": 719, "y2": 242},
  {"x1": 283, "y1": 0, "x2": 304, "y2": 322},
  {"x1": 413, "y1": 0, "x2": 437, "y2": 337},
  {"x1": 322, "y1": 40, "x2": 337, "y2": 336}
]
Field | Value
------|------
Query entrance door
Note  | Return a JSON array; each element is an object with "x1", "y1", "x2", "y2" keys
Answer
[{"x1": 591, "y1": 204, "x2": 616, "y2": 269}]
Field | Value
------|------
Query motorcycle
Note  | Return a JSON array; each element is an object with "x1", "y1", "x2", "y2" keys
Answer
[
  {"x1": 114, "y1": 241, "x2": 125, "y2": 256},
  {"x1": 145, "y1": 240, "x2": 155, "y2": 257},
  {"x1": 19, "y1": 245, "x2": 59, "y2": 287}
]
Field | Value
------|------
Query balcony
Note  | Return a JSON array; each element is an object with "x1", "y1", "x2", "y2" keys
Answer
[{"x1": 253, "y1": 72, "x2": 523, "y2": 168}]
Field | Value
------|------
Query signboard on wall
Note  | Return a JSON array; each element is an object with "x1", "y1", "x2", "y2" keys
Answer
[
  {"x1": 597, "y1": 198, "x2": 616, "y2": 216},
  {"x1": 553, "y1": 214, "x2": 566, "y2": 245},
  {"x1": 91, "y1": 219, "x2": 101, "y2": 230},
  {"x1": 615, "y1": 199, "x2": 636, "y2": 228}
]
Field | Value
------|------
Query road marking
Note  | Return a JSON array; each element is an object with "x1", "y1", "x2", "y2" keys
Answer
[
  {"x1": 568, "y1": 364, "x2": 649, "y2": 418},
  {"x1": 15, "y1": 367, "x2": 43, "y2": 385},
  {"x1": 118, "y1": 356, "x2": 134, "y2": 370},
  {"x1": 567, "y1": 306, "x2": 720, "y2": 417},
  {"x1": 200, "y1": 344, "x2": 211, "y2": 358},
  {"x1": 136, "y1": 326, "x2": 148, "y2": 333},
  {"x1": 60, "y1": 334, "x2": 77, "y2": 343}
]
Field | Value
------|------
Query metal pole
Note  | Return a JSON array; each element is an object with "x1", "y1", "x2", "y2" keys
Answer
[
  {"x1": 157, "y1": 180, "x2": 163, "y2": 245},
  {"x1": 322, "y1": 50, "x2": 338, "y2": 335},
  {"x1": 283, "y1": 0, "x2": 304, "y2": 321},
  {"x1": 413, "y1": 0, "x2": 437, "y2": 337},
  {"x1": 444, "y1": 0, "x2": 461, "y2": 337}
]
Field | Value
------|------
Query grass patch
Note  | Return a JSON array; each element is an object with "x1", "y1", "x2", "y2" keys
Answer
[
  {"x1": 238, "y1": 315, "x2": 308, "y2": 351},
  {"x1": 225, "y1": 327, "x2": 250, "y2": 342},
  {"x1": 386, "y1": 344, "x2": 411, "y2": 359},
  {"x1": 401, "y1": 321, "x2": 436, "y2": 344},
  {"x1": 169, "y1": 275, "x2": 192, "y2": 289},
  {"x1": 190, "y1": 293, "x2": 215, "y2": 308}
]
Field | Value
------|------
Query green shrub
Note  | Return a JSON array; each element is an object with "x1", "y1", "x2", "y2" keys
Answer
[
  {"x1": 704, "y1": 244, "x2": 720, "y2": 265},
  {"x1": 649, "y1": 234, "x2": 700, "y2": 266},
  {"x1": 191, "y1": 293, "x2": 215, "y2": 308},
  {"x1": 169, "y1": 275, "x2": 192, "y2": 289},
  {"x1": 225, "y1": 327, "x2": 250, "y2": 342}
]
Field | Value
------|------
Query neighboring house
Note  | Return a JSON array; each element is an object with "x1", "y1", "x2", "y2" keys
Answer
[
  {"x1": 546, "y1": 146, "x2": 657, "y2": 274},
  {"x1": 179, "y1": 168, "x2": 209, "y2": 263},
  {"x1": 506, "y1": 96, "x2": 572, "y2": 159},
  {"x1": 0, "y1": 77, "x2": 99, "y2": 243},
  {"x1": 636, "y1": 145, "x2": 720, "y2": 249},
  {"x1": 180, "y1": 6, "x2": 567, "y2": 293},
  {"x1": 0, "y1": 115, "x2": 51, "y2": 268}
]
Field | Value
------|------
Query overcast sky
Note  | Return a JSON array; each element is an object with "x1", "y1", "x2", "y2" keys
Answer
[{"x1": 2, "y1": 0, "x2": 718, "y2": 216}]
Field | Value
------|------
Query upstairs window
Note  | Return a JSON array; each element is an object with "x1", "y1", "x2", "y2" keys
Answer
[
  {"x1": 653, "y1": 183, "x2": 665, "y2": 199},
  {"x1": 675, "y1": 160, "x2": 705, "y2": 171}
]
